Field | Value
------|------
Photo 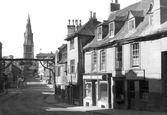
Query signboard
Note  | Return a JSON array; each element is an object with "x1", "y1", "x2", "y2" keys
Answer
[{"x1": 125, "y1": 69, "x2": 145, "y2": 80}]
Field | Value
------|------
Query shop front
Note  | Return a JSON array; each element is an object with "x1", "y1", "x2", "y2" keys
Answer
[{"x1": 83, "y1": 73, "x2": 112, "y2": 108}]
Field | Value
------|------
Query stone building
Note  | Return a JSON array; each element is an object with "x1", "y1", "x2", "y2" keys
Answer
[{"x1": 83, "y1": 0, "x2": 167, "y2": 111}]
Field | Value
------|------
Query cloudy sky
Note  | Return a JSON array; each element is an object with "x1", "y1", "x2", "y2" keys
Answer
[{"x1": 0, "y1": 0, "x2": 140, "y2": 58}]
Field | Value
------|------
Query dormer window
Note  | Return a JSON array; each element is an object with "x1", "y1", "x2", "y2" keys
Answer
[
  {"x1": 97, "y1": 26, "x2": 102, "y2": 40},
  {"x1": 129, "y1": 18, "x2": 135, "y2": 30},
  {"x1": 109, "y1": 22, "x2": 114, "y2": 37}
]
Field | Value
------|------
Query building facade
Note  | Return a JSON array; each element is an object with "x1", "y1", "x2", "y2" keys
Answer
[
  {"x1": 55, "y1": 44, "x2": 68, "y2": 102},
  {"x1": 64, "y1": 13, "x2": 101, "y2": 105},
  {"x1": 83, "y1": 0, "x2": 167, "y2": 112}
]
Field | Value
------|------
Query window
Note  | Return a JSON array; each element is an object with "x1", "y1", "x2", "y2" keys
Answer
[
  {"x1": 92, "y1": 51, "x2": 97, "y2": 72},
  {"x1": 131, "y1": 43, "x2": 139, "y2": 67},
  {"x1": 99, "y1": 82, "x2": 108, "y2": 101},
  {"x1": 70, "y1": 60, "x2": 75, "y2": 73},
  {"x1": 70, "y1": 39, "x2": 74, "y2": 49},
  {"x1": 116, "y1": 46, "x2": 122, "y2": 69},
  {"x1": 85, "y1": 82, "x2": 92, "y2": 98},
  {"x1": 129, "y1": 19, "x2": 135, "y2": 30},
  {"x1": 109, "y1": 22, "x2": 114, "y2": 37},
  {"x1": 140, "y1": 81, "x2": 149, "y2": 100},
  {"x1": 97, "y1": 26, "x2": 102, "y2": 40},
  {"x1": 115, "y1": 81, "x2": 124, "y2": 100},
  {"x1": 100, "y1": 50, "x2": 106, "y2": 71},
  {"x1": 57, "y1": 67, "x2": 61, "y2": 76}
]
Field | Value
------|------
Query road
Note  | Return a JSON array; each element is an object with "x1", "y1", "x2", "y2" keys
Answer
[{"x1": 0, "y1": 77, "x2": 90, "y2": 115}]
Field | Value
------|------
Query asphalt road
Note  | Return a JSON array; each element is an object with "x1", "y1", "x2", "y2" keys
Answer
[{"x1": 0, "y1": 77, "x2": 90, "y2": 115}]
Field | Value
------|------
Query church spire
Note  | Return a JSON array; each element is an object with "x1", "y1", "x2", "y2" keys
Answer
[{"x1": 23, "y1": 14, "x2": 34, "y2": 59}]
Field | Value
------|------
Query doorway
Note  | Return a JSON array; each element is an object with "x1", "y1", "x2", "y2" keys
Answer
[{"x1": 127, "y1": 80, "x2": 135, "y2": 109}]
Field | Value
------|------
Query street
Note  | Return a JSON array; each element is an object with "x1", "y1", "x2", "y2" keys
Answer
[{"x1": 0, "y1": 77, "x2": 90, "y2": 115}]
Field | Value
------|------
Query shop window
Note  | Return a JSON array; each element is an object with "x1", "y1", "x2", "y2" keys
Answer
[
  {"x1": 70, "y1": 59, "x2": 75, "y2": 73},
  {"x1": 131, "y1": 43, "x2": 140, "y2": 67},
  {"x1": 140, "y1": 81, "x2": 149, "y2": 100},
  {"x1": 100, "y1": 50, "x2": 106, "y2": 71},
  {"x1": 99, "y1": 82, "x2": 108, "y2": 101},
  {"x1": 92, "y1": 51, "x2": 97, "y2": 72},
  {"x1": 70, "y1": 39, "x2": 74, "y2": 50},
  {"x1": 85, "y1": 82, "x2": 92, "y2": 98},
  {"x1": 116, "y1": 46, "x2": 122, "y2": 69},
  {"x1": 115, "y1": 81, "x2": 124, "y2": 100}
]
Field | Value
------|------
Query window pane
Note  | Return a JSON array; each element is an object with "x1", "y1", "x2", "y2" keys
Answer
[
  {"x1": 100, "y1": 83, "x2": 108, "y2": 101},
  {"x1": 116, "y1": 46, "x2": 122, "y2": 69},
  {"x1": 92, "y1": 51, "x2": 97, "y2": 71},
  {"x1": 70, "y1": 60, "x2": 75, "y2": 73},
  {"x1": 132, "y1": 43, "x2": 139, "y2": 67},
  {"x1": 100, "y1": 50, "x2": 106, "y2": 71},
  {"x1": 140, "y1": 81, "x2": 149, "y2": 100}
]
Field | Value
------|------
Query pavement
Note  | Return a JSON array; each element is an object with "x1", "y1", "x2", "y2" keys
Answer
[{"x1": 45, "y1": 92, "x2": 167, "y2": 115}]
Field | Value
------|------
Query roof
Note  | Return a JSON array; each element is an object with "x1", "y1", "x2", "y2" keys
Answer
[
  {"x1": 58, "y1": 44, "x2": 67, "y2": 50},
  {"x1": 84, "y1": 0, "x2": 155, "y2": 50},
  {"x1": 65, "y1": 18, "x2": 101, "y2": 41}
]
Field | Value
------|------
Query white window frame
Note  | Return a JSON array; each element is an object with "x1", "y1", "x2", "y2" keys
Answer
[
  {"x1": 128, "y1": 18, "x2": 135, "y2": 30},
  {"x1": 116, "y1": 46, "x2": 122, "y2": 69},
  {"x1": 85, "y1": 82, "x2": 92, "y2": 98},
  {"x1": 100, "y1": 50, "x2": 106, "y2": 71},
  {"x1": 97, "y1": 26, "x2": 102, "y2": 40},
  {"x1": 99, "y1": 81, "x2": 108, "y2": 101},
  {"x1": 109, "y1": 22, "x2": 115, "y2": 37},
  {"x1": 92, "y1": 51, "x2": 97, "y2": 72},
  {"x1": 70, "y1": 39, "x2": 74, "y2": 50},
  {"x1": 131, "y1": 43, "x2": 140, "y2": 68}
]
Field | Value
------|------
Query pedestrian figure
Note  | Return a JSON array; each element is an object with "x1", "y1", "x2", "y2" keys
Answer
[{"x1": 4, "y1": 75, "x2": 8, "y2": 94}]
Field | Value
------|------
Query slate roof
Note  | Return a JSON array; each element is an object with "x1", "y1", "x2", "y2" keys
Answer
[
  {"x1": 84, "y1": 0, "x2": 157, "y2": 50},
  {"x1": 65, "y1": 18, "x2": 101, "y2": 41}
]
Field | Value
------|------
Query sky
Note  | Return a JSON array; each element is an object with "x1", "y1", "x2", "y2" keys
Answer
[{"x1": 0, "y1": 0, "x2": 140, "y2": 58}]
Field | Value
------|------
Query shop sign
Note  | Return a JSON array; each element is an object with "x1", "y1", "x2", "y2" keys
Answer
[{"x1": 125, "y1": 69, "x2": 145, "y2": 80}]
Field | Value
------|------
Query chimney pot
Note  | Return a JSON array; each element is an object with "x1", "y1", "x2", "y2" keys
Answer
[
  {"x1": 93, "y1": 12, "x2": 97, "y2": 20},
  {"x1": 75, "y1": 19, "x2": 78, "y2": 26},
  {"x1": 72, "y1": 20, "x2": 74, "y2": 25},
  {"x1": 68, "y1": 19, "x2": 70, "y2": 25},
  {"x1": 79, "y1": 20, "x2": 82, "y2": 26},
  {"x1": 90, "y1": 11, "x2": 92, "y2": 20},
  {"x1": 115, "y1": 0, "x2": 118, "y2": 3}
]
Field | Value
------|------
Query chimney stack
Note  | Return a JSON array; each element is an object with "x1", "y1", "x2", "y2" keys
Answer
[
  {"x1": 89, "y1": 11, "x2": 92, "y2": 20},
  {"x1": 109, "y1": 0, "x2": 120, "y2": 13},
  {"x1": 67, "y1": 19, "x2": 75, "y2": 36},
  {"x1": 93, "y1": 12, "x2": 97, "y2": 20}
]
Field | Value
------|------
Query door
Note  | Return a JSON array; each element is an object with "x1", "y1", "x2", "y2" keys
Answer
[{"x1": 128, "y1": 80, "x2": 135, "y2": 109}]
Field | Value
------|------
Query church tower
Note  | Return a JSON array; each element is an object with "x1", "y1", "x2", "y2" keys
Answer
[{"x1": 23, "y1": 15, "x2": 34, "y2": 59}]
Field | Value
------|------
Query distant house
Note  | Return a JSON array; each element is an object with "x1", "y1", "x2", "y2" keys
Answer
[
  {"x1": 83, "y1": 0, "x2": 167, "y2": 111},
  {"x1": 64, "y1": 12, "x2": 101, "y2": 105},
  {"x1": 36, "y1": 52, "x2": 55, "y2": 82},
  {"x1": 55, "y1": 44, "x2": 68, "y2": 102}
]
